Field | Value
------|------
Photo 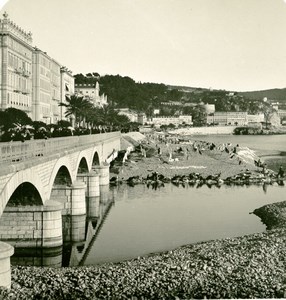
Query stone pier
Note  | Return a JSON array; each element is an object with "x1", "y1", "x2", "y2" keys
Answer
[
  {"x1": 51, "y1": 181, "x2": 86, "y2": 216},
  {"x1": 93, "y1": 164, "x2": 110, "y2": 186},
  {"x1": 0, "y1": 200, "x2": 63, "y2": 248},
  {"x1": 0, "y1": 242, "x2": 14, "y2": 289},
  {"x1": 77, "y1": 171, "x2": 100, "y2": 198}
]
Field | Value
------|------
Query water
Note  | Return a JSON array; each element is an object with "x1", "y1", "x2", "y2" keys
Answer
[
  {"x1": 188, "y1": 134, "x2": 286, "y2": 156},
  {"x1": 83, "y1": 182, "x2": 285, "y2": 265}
]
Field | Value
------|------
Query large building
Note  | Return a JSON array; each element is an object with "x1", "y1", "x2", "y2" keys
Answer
[
  {"x1": 32, "y1": 48, "x2": 61, "y2": 123},
  {"x1": 207, "y1": 112, "x2": 248, "y2": 126},
  {"x1": 0, "y1": 13, "x2": 75, "y2": 124},
  {"x1": 148, "y1": 115, "x2": 193, "y2": 127},
  {"x1": 75, "y1": 82, "x2": 107, "y2": 107},
  {"x1": 0, "y1": 12, "x2": 33, "y2": 117}
]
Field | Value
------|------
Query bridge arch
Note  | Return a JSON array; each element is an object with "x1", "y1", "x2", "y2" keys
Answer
[
  {"x1": 77, "y1": 157, "x2": 89, "y2": 174},
  {"x1": 48, "y1": 156, "x2": 74, "y2": 199},
  {"x1": 75, "y1": 150, "x2": 91, "y2": 175},
  {"x1": 0, "y1": 169, "x2": 46, "y2": 214},
  {"x1": 7, "y1": 182, "x2": 43, "y2": 206},
  {"x1": 91, "y1": 149, "x2": 100, "y2": 167},
  {"x1": 53, "y1": 166, "x2": 72, "y2": 186}
]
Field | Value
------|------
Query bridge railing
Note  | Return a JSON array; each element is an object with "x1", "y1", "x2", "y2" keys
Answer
[{"x1": 0, "y1": 132, "x2": 121, "y2": 164}]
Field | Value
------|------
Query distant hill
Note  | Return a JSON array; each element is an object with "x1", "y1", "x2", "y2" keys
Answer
[
  {"x1": 238, "y1": 88, "x2": 286, "y2": 102},
  {"x1": 167, "y1": 85, "x2": 209, "y2": 94}
]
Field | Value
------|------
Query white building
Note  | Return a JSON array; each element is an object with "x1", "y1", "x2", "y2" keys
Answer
[
  {"x1": 204, "y1": 103, "x2": 215, "y2": 114},
  {"x1": 32, "y1": 48, "x2": 61, "y2": 124},
  {"x1": 247, "y1": 113, "x2": 264, "y2": 124},
  {"x1": 0, "y1": 12, "x2": 33, "y2": 117},
  {"x1": 0, "y1": 13, "x2": 75, "y2": 124},
  {"x1": 75, "y1": 82, "x2": 107, "y2": 107},
  {"x1": 148, "y1": 115, "x2": 193, "y2": 127},
  {"x1": 138, "y1": 112, "x2": 147, "y2": 125},
  {"x1": 207, "y1": 112, "x2": 248, "y2": 126},
  {"x1": 117, "y1": 108, "x2": 138, "y2": 122},
  {"x1": 278, "y1": 109, "x2": 286, "y2": 120}
]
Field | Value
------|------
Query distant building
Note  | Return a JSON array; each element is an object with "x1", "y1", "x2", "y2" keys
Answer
[
  {"x1": 138, "y1": 112, "x2": 147, "y2": 125},
  {"x1": 278, "y1": 109, "x2": 286, "y2": 120},
  {"x1": 0, "y1": 12, "x2": 33, "y2": 117},
  {"x1": 60, "y1": 66, "x2": 74, "y2": 121},
  {"x1": 153, "y1": 108, "x2": 160, "y2": 115},
  {"x1": 247, "y1": 113, "x2": 264, "y2": 124},
  {"x1": 268, "y1": 111, "x2": 281, "y2": 127},
  {"x1": 75, "y1": 82, "x2": 107, "y2": 107},
  {"x1": 117, "y1": 108, "x2": 138, "y2": 123},
  {"x1": 148, "y1": 115, "x2": 193, "y2": 127},
  {"x1": 160, "y1": 101, "x2": 182, "y2": 106},
  {"x1": 204, "y1": 103, "x2": 215, "y2": 114},
  {"x1": 207, "y1": 112, "x2": 248, "y2": 126}
]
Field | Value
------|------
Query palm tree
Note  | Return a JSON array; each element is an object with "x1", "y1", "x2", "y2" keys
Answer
[{"x1": 59, "y1": 95, "x2": 93, "y2": 127}]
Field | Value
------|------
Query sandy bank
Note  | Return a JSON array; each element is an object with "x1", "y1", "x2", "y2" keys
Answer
[{"x1": 114, "y1": 133, "x2": 274, "y2": 184}]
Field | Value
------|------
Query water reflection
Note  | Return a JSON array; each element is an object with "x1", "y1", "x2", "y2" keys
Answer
[
  {"x1": 168, "y1": 179, "x2": 284, "y2": 194},
  {"x1": 10, "y1": 179, "x2": 285, "y2": 267},
  {"x1": 11, "y1": 186, "x2": 115, "y2": 267}
]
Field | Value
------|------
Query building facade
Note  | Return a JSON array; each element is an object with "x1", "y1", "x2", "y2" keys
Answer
[
  {"x1": 32, "y1": 48, "x2": 61, "y2": 124},
  {"x1": 0, "y1": 13, "x2": 75, "y2": 124},
  {"x1": 117, "y1": 108, "x2": 138, "y2": 122},
  {"x1": 75, "y1": 82, "x2": 107, "y2": 107},
  {"x1": 148, "y1": 115, "x2": 193, "y2": 127},
  {"x1": 60, "y1": 67, "x2": 74, "y2": 121},
  {"x1": 0, "y1": 12, "x2": 33, "y2": 117},
  {"x1": 207, "y1": 112, "x2": 248, "y2": 126},
  {"x1": 247, "y1": 113, "x2": 264, "y2": 124}
]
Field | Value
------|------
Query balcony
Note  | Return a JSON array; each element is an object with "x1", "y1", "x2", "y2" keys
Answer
[{"x1": 22, "y1": 70, "x2": 31, "y2": 78}]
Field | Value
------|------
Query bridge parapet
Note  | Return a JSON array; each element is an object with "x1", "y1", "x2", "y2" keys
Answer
[{"x1": 0, "y1": 132, "x2": 121, "y2": 164}]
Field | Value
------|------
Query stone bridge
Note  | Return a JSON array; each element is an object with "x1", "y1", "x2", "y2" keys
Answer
[{"x1": 0, "y1": 132, "x2": 122, "y2": 288}]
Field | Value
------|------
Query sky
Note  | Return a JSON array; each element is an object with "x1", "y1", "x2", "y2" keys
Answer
[{"x1": 1, "y1": 0, "x2": 286, "y2": 91}]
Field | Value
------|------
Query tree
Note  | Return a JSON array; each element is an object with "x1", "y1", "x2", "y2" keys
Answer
[
  {"x1": 0, "y1": 108, "x2": 32, "y2": 130},
  {"x1": 59, "y1": 95, "x2": 93, "y2": 127},
  {"x1": 261, "y1": 102, "x2": 276, "y2": 129}
]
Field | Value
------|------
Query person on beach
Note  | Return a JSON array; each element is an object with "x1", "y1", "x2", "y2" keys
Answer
[
  {"x1": 262, "y1": 163, "x2": 268, "y2": 175},
  {"x1": 278, "y1": 165, "x2": 284, "y2": 178}
]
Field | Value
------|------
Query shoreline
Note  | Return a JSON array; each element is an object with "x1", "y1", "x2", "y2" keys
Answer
[
  {"x1": 112, "y1": 133, "x2": 284, "y2": 187},
  {"x1": 1, "y1": 133, "x2": 286, "y2": 299}
]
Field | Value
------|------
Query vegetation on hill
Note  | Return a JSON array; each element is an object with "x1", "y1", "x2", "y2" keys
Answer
[
  {"x1": 239, "y1": 88, "x2": 286, "y2": 102},
  {"x1": 75, "y1": 73, "x2": 168, "y2": 111},
  {"x1": 75, "y1": 73, "x2": 275, "y2": 120}
]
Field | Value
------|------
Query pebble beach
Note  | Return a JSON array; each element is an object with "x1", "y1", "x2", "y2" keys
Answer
[{"x1": 1, "y1": 132, "x2": 286, "y2": 299}]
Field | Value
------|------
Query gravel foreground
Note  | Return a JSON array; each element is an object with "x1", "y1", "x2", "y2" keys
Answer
[
  {"x1": 1, "y1": 227, "x2": 286, "y2": 299},
  {"x1": 1, "y1": 136, "x2": 286, "y2": 299}
]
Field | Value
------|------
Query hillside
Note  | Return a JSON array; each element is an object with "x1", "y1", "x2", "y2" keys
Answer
[
  {"x1": 74, "y1": 73, "x2": 286, "y2": 116},
  {"x1": 238, "y1": 88, "x2": 286, "y2": 102},
  {"x1": 167, "y1": 85, "x2": 209, "y2": 94}
]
